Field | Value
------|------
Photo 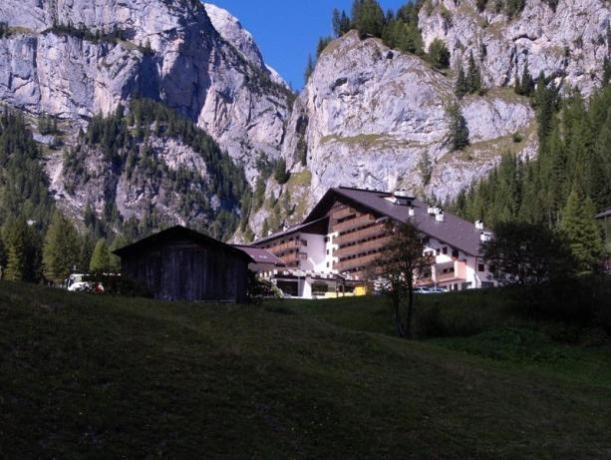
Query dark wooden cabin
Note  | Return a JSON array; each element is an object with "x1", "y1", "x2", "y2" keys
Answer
[{"x1": 114, "y1": 226, "x2": 253, "y2": 303}]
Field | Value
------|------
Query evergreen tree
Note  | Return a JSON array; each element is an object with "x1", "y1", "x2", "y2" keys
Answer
[
  {"x1": 332, "y1": 9, "x2": 351, "y2": 37},
  {"x1": 109, "y1": 235, "x2": 128, "y2": 273},
  {"x1": 448, "y1": 103, "x2": 470, "y2": 151},
  {"x1": 561, "y1": 188, "x2": 605, "y2": 273},
  {"x1": 351, "y1": 0, "x2": 386, "y2": 38},
  {"x1": 466, "y1": 52, "x2": 482, "y2": 93},
  {"x1": 3, "y1": 218, "x2": 41, "y2": 283},
  {"x1": 273, "y1": 158, "x2": 290, "y2": 184},
  {"x1": 428, "y1": 39, "x2": 450, "y2": 69},
  {"x1": 304, "y1": 54, "x2": 315, "y2": 82},
  {"x1": 89, "y1": 239, "x2": 112, "y2": 274},
  {"x1": 42, "y1": 211, "x2": 80, "y2": 284},
  {"x1": 455, "y1": 66, "x2": 468, "y2": 98},
  {"x1": 519, "y1": 61, "x2": 534, "y2": 96}
]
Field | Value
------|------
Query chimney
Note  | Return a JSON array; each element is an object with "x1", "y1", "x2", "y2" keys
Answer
[
  {"x1": 435, "y1": 210, "x2": 445, "y2": 222},
  {"x1": 475, "y1": 220, "x2": 485, "y2": 231},
  {"x1": 392, "y1": 190, "x2": 414, "y2": 206},
  {"x1": 408, "y1": 207, "x2": 415, "y2": 217}
]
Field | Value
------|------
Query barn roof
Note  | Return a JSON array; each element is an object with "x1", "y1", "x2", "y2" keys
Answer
[
  {"x1": 303, "y1": 187, "x2": 487, "y2": 256},
  {"x1": 114, "y1": 226, "x2": 254, "y2": 262},
  {"x1": 233, "y1": 245, "x2": 285, "y2": 266}
]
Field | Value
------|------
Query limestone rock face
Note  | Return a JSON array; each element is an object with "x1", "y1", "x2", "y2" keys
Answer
[
  {"x1": 247, "y1": 31, "x2": 538, "y2": 238},
  {"x1": 0, "y1": 0, "x2": 292, "y2": 184},
  {"x1": 419, "y1": 0, "x2": 610, "y2": 96}
]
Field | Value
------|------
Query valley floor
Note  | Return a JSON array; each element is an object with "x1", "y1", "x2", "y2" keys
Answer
[{"x1": 0, "y1": 283, "x2": 610, "y2": 458}]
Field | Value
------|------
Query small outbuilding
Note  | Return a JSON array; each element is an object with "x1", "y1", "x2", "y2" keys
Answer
[{"x1": 114, "y1": 226, "x2": 253, "y2": 303}]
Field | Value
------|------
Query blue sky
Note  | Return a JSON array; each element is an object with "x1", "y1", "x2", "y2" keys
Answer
[{"x1": 209, "y1": 0, "x2": 408, "y2": 90}]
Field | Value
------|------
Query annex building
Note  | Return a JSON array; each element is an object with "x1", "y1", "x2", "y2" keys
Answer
[{"x1": 248, "y1": 187, "x2": 496, "y2": 299}]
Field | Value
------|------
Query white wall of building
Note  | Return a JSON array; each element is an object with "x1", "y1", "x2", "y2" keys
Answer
[{"x1": 300, "y1": 233, "x2": 327, "y2": 273}]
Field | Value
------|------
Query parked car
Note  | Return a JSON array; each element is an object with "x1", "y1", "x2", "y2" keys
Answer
[
  {"x1": 413, "y1": 286, "x2": 447, "y2": 295},
  {"x1": 65, "y1": 274, "x2": 104, "y2": 294}
]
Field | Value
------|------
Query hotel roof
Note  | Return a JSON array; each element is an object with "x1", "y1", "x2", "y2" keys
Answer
[{"x1": 306, "y1": 187, "x2": 488, "y2": 256}]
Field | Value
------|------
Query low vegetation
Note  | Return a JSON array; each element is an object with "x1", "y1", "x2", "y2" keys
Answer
[{"x1": 0, "y1": 281, "x2": 610, "y2": 457}]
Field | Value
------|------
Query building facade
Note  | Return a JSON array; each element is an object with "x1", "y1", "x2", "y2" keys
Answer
[
  {"x1": 115, "y1": 226, "x2": 253, "y2": 303},
  {"x1": 250, "y1": 187, "x2": 496, "y2": 299}
]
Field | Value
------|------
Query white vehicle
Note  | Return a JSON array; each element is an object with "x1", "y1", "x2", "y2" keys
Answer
[{"x1": 66, "y1": 274, "x2": 94, "y2": 293}]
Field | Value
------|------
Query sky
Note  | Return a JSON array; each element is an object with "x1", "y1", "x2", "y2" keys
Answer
[{"x1": 209, "y1": 0, "x2": 408, "y2": 90}]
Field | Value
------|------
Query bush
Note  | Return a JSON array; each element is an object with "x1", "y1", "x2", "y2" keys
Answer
[{"x1": 428, "y1": 39, "x2": 451, "y2": 69}]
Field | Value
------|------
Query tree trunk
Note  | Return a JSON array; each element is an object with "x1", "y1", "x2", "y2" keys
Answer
[
  {"x1": 405, "y1": 277, "x2": 414, "y2": 339},
  {"x1": 393, "y1": 294, "x2": 406, "y2": 337}
]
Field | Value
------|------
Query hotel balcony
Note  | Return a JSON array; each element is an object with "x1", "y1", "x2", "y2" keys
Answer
[
  {"x1": 332, "y1": 213, "x2": 376, "y2": 234},
  {"x1": 337, "y1": 253, "x2": 381, "y2": 273},
  {"x1": 433, "y1": 261, "x2": 468, "y2": 284},
  {"x1": 336, "y1": 223, "x2": 388, "y2": 246},
  {"x1": 331, "y1": 206, "x2": 356, "y2": 221},
  {"x1": 336, "y1": 235, "x2": 392, "y2": 259}
]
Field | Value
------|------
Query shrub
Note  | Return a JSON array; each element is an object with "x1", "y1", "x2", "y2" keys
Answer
[{"x1": 428, "y1": 39, "x2": 451, "y2": 69}]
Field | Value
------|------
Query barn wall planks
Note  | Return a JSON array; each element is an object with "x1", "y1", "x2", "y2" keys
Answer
[{"x1": 122, "y1": 238, "x2": 249, "y2": 303}]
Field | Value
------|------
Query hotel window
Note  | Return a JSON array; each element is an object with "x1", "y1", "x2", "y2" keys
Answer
[
  {"x1": 452, "y1": 249, "x2": 459, "y2": 258},
  {"x1": 478, "y1": 264, "x2": 485, "y2": 272},
  {"x1": 442, "y1": 247, "x2": 448, "y2": 255}
]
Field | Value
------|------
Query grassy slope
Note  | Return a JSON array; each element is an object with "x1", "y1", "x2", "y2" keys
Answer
[{"x1": 0, "y1": 283, "x2": 610, "y2": 458}]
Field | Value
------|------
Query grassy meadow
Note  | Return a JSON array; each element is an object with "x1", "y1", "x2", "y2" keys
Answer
[{"x1": 0, "y1": 281, "x2": 610, "y2": 458}]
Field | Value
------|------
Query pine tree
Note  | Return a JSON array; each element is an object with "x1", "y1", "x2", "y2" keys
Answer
[
  {"x1": 3, "y1": 219, "x2": 28, "y2": 282},
  {"x1": 519, "y1": 61, "x2": 534, "y2": 96},
  {"x1": 42, "y1": 211, "x2": 80, "y2": 284},
  {"x1": 89, "y1": 239, "x2": 112, "y2": 274},
  {"x1": 332, "y1": 9, "x2": 352, "y2": 37},
  {"x1": 466, "y1": 52, "x2": 482, "y2": 93},
  {"x1": 561, "y1": 188, "x2": 605, "y2": 273},
  {"x1": 448, "y1": 103, "x2": 470, "y2": 151},
  {"x1": 428, "y1": 39, "x2": 450, "y2": 69},
  {"x1": 304, "y1": 54, "x2": 315, "y2": 82},
  {"x1": 351, "y1": 0, "x2": 385, "y2": 38},
  {"x1": 109, "y1": 235, "x2": 128, "y2": 273},
  {"x1": 455, "y1": 66, "x2": 468, "y2": 98},
  {"x1": 2, "y1": 218, "x2": 41, "y2": 283}
]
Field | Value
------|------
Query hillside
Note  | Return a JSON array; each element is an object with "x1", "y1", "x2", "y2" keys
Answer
[{"x1": 1, "y1": 282, "x2": 610, "y2": 458}]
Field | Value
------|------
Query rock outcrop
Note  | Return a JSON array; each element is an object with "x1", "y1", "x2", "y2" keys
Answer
[
  {"x1": 246, "y1": 30, "x2": 538, "y2": 238},
  {"x1": 0, "y1": 0, "x2": 292, "y2": 182},
  {"x1": 419, "y1": 0, "x2": 610, "y2": 96}
]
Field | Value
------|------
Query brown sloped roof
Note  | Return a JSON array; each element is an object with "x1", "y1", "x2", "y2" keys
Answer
[
  {"x1": 114, "y1": 226, "x2": 253, "y2": 262},
  {"x1": 233, "y1": 245, "x2": 285, "y2": 266},
  {"x1": 305, "y1": 187, "x2": 487, "y2": 256}
]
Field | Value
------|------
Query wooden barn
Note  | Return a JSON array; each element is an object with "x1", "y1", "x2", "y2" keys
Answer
[{"x1": 114, "y1": 226, "x2": 253, "y2": 303}]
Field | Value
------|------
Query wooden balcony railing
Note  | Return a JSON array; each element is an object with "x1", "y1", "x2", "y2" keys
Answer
[
  {"x1": 337, "y1": 236, "x2": 392, "y2": 259},
  {"x1": 268, "y1": 239, "x2": 302, "y2": 255},
  {"x1": 331, "y1": 206, "x2": 356, "y2": 221},
  {"x1": 337, "y1": 253, "x2": 381, "y2": 273},
  {"x1": 332, "y1": 214, "x2": 376, "y2": 234},
  {"x1": 336, "y1": 223, "x2": 388, "y2": 246}
]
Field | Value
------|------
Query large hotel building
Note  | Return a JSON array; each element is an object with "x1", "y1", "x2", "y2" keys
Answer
[{"x1": 240, "y1": 187, "x2": 496, "y2": 299}]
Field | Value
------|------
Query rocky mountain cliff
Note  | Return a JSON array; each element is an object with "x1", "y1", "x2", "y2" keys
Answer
[
  {"x1": 0, "y1": 0, "x2": 608, "y2": 241},
  {"x1": 246, "y1": 0, "x2": 610, "y2": 240},
  {"x1": 0, "y1": 0, "x2": 291, "y2": 235},
  {"x1": 420, "y1": 0, "x2": 609, "y2": 97}
]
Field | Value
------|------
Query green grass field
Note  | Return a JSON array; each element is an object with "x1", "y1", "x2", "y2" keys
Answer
[{"x1": 1, "y1": 282, "x2": 610, "y2": 458}]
